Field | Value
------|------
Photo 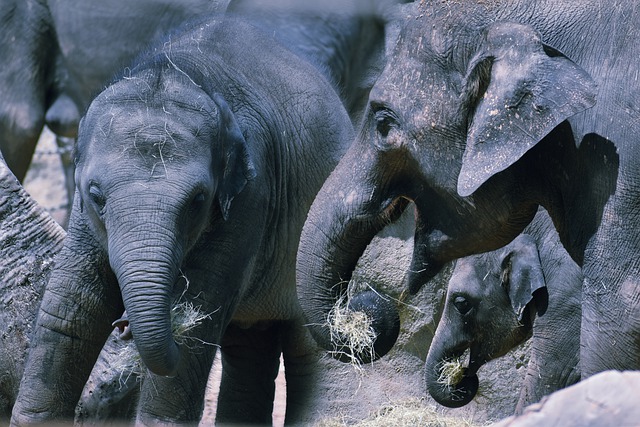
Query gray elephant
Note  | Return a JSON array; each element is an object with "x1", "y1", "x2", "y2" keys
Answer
[
  {"x1": 296, "y1": 0, "x2": 640, "y2": 386},
  {"x1": 225, "y1": 0, "x2": 400, "y2": 127},
  {"x1": 10, "y1": 12, "x2": 356, "y2": 426},
  {"x1": 493, "y1": 370, "x2": 640, "y2": 427},
  {"x1": 427, "y1": 209, "x2": 581, "y2": 412}
]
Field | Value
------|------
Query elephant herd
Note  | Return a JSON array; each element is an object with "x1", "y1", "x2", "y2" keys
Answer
[{"x1": 1, "y1": 0, "x2": 639, "y2": 425}]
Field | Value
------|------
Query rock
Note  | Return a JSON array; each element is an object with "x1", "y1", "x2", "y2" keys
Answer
[{"x1": 492, "y1": 370, "x2": 640, "y2": 427}]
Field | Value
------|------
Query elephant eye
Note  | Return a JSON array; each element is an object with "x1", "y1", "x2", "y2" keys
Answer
[
  {"x1": 88, "y1": 182, "x2": 106, "y2": 214},
  {"x1": 372, "y1": 104, "x2": 399, "y2": 138},
  {"x1": 453, "y1": 294, "x2": 474, "y2": 315},
  {"x1": 189, "y1": 191, "x2": 207, "y2": 213}
]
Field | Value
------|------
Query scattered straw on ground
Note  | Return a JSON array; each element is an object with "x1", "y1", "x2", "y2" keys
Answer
[{"x1": 315, "y1": 398, "x2": 481, "y2": 427}]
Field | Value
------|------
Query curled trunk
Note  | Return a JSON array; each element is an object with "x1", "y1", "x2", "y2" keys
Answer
[
  {"x1": 296, "y1": 146, "x2": 405, "y2": 362},
  {"x1": 424, "y1": 339, "x2": 480, "y2": 408}
]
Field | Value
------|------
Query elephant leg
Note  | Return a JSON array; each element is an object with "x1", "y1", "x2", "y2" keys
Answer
[
  {"x1": 0, "y1": 0, "x2": 53, "y2": 182},
  {"x1": 0, "y1": 102, "x2": 44, "y2": 183},
  {"x1": 216, "y1": 322, "x2": 282, "y2": 425},
  {"x1": 280, "y1": 321, "x2": 323, "y2": 425},
  {"x1": 136, "y1": 346, "x2": 217, "y2": 425},
  {"x1": 55, "y1": 135, "x2": 76, "y2": 228},
  {"x1": 11, "y1": 226, "x2": 123, "y2": 423},
  {"x1": 580, "y1": 277, "x2": 640, "y2": 376}
]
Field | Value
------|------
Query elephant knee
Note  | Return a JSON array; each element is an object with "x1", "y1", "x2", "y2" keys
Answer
[
  {"x1": 0, "y1": 101, "x2": 45, "y2": 141},
  {"x1": 0, "y1": 102, "x2": 45, "y2": 180},
  {"x1": 45, "y1": 94, "x2": 80, "y2": 139}
]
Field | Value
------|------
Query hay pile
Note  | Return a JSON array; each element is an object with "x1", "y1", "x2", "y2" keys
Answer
[{"x1": 315, "y1": 399, "x2": 481, "y2": 427}]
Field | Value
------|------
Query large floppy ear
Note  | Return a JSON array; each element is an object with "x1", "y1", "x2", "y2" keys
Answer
[
  {"x1": 457, "y1": 22, "x2": 596, "y2": 197},
  {"x1": 212, "y1": 93, "x2": 256, "y2": 220},
  {"x1": 499, "y1": 234, "x2": 547, "y2": 322}
]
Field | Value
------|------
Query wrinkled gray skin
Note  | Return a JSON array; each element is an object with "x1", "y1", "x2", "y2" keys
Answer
[
  {"x1": 427, "y1": 209, "x2": 581, "y2": 412},
  {"x1": 297, "y1": 0, "x2": 640, "y2": 385},
  {"x1": 0, "y1": 154, "x2": 140, "y2": 423},
  {"x1": 226, "y1": 0, "x2": 401, "y2": 127},
  {"x1": 11, "y1": 14, "x2": 355, "y2": 427}
]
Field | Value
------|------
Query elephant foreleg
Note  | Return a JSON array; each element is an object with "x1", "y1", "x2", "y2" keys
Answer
[
  {"x1": 216, "y1": 322, "x2": 282, "y2": 425},
  {"x1": 11, "y1": 231, "x2": 122, "y2": 423},
  {"x1": 280, "y1": 321, "x2": 326, "y2": 425}
]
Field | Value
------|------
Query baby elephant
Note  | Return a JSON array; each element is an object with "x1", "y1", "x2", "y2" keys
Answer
[{"x1": 426, "y1": 210, "x2": 582, "y2": 413}]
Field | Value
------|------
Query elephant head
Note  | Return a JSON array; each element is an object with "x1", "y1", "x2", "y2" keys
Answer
[
  {"x1": 75, "y1": 66, "x2": 255, "y2": 376},
  {"x1": 296, "y1": 5, "x2": 595, "y2": 362},
  {"x1": 425, "y1": 234, "x2": 546, "y2": 408}
]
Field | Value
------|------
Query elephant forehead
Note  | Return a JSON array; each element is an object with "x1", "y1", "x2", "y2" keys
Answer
[
  {"x1": 451, "y1": 253, "x2": 501, "y2": 291},
  {"x1": 372, "y1": 33, "x2": 462, "y2": 128},
  {"x1": 78, "y1": 113, "x2": 213, "y2": 185},
  {"x1": 87, "y1": 100, "x2": 214, "y2": 151}
]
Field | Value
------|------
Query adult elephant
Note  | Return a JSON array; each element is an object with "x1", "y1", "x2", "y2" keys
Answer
[
  {"x1": 11, "y1": 13, "x2": 354, "y2": 427},
  {"x1": 427, "y1": 209, "x2": 581, "y2": 412},
  {"x1": 226, "y1": 0, "x2": 397, "y2": 127},
  {"x1": 296, "y1": 0, "x2": 640, "y2": 383}
]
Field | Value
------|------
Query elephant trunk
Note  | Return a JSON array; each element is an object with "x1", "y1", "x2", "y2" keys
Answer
[
  {"x1": 109, "y1": 228, "x2": 182, "y2": 377},
  {"x1": 425, "y1": 339, "x2": 479, "y2": 408},
  {"x1": 296, "y1": 145, "x2": 405, "y2": 362}
]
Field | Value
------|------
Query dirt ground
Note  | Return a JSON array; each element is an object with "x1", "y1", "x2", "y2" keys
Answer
[{"x1": 22, "y1": 128, "x2": 287, "y2": 426}]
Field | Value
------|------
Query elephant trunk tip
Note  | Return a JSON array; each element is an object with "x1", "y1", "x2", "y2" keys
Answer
[
  {"x1": 136, "y1": 300, "x2": 212, "y2": 376},
  {"x1": 324, "y1": 289, "x2": 400, "y2": 365},
  {"x1": 141, "y1": 338, "x2": 181, "y2": 378},
  {"x1": 426, "y1": 356, "x2": 480, "y2": 408}
]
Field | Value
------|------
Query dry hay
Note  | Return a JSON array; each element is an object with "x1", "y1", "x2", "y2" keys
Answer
[
  {"x1": 113, "y1": 301, "x2": 212, "y2": 384},
  {"x1": 326, "y1": 294, "x2": 377, "y2": 371},
  {"x1": 437, "y1": 357, "x2": 466, "y2": 389},
  {"x1": 315, "y1": 398, "x2": 482, "y2": 427}
]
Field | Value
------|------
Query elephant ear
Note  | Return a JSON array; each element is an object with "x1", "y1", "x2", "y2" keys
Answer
[
  {"x1": 212, "y1": 93, "x2": 257, "y2": 220},
  {"x1": 457, "y1": 21, "x2": 597, "y2": 197},
  {"x1": 500, "y1": 234, "x2": 546, "y2": 322}
]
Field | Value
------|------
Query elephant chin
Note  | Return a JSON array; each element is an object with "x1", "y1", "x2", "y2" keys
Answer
[{"x1": 330, "y1": 290, "x2": 401, "y2": 364}]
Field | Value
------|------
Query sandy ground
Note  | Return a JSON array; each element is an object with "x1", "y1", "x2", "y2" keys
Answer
[{"x1": 23, "y1": 128, "x2": 287, "y2": 426}]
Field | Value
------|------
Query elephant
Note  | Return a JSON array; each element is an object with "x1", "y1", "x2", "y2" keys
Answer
[
  {"x1": 296, "y1": 0, "x2": 640, "y2": 390},
  {"x1": 11, "y1": 12, "x2": 357, "y2": 426},
  {"x1": 0, "y1": 152, "x2": 142, "y2": 423},
  {"x1": 225, "y1": 0, "x2": 401, "y2": 127},
  {"x1": 426, "y1": 209, "x2": 581, "y2": 412}
]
